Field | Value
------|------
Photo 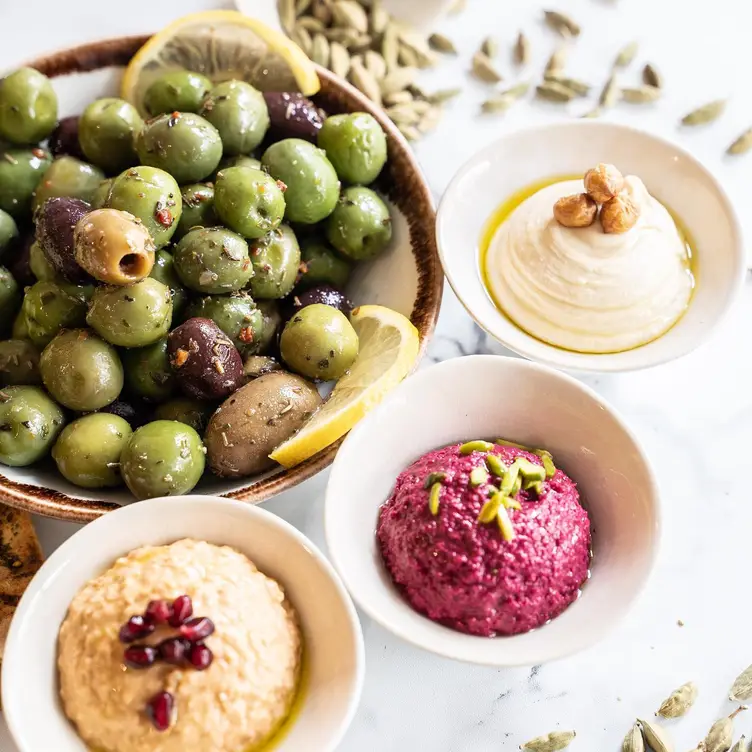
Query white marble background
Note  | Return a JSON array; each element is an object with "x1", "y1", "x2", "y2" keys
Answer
[{"x1": 2, "y1": 0, "x2": 752, "y2": 749}]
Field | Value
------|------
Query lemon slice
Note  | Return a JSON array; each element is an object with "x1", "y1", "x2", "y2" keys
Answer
[
  {"x1": 121, "y1": 11, "x2": 319, "y2": 116},
  {"x1": 270, "y1": 305, "x2": 420, "y2": 468}
]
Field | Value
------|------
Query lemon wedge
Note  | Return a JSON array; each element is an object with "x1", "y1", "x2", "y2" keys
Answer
[
  {"x1": 270, "y1": 305, "x2": 420, "y2": 468},
  {"x1": 121, "y1": 11, "x2": 319, "y2": 116}
]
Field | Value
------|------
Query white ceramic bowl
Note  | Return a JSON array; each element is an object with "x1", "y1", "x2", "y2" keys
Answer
[
  {"x1": 436, "y1": 121, "x2": 746, "y2": 373},
  {"x1": 325, "y1": 355, "x2": 660, "y2": 666},
  {"x1": 2, "y1": 497, "x2": 365, "y2": 752}
]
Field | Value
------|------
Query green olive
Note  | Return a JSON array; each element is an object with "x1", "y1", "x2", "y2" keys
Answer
[
  {"x1": 32, "y1": 156, "x2": 105, "y2": 213},
  {"x1": 86, "y1": 278, "x2": 173, "y2": 348},
  {"x1": 29, "y1": 241, "x2": 57, "y2": 281},
  {"x1": 154, "y1": 397, "x2": 214, "y2": 435},
  {"x1": 326, "y1": 185, "x2": 392, "y2": 260},
  {"x1": 120, "y1": 337, "x2": 175, "y2": 402},
  {"x1": 52, "y1": 413, "x2": 132, "y2": 488},
  {"x1": 78, "y1": 98, "x2": 143, "y2": 173},
  {"x1": 0, "y1": 339, "x2": 41, "y2": 386},
  {"x1": 0, "y1": 68, "x2": 58, "y2": 145},
  {"x1": 247, "y1": 224, "x2": 300, "y2": 299},
  {"x1": 0, "y1": 266, "x2": 21, "y2": 326},
  {"x1": 0, "y1": 147, "x2": 52, "y2": 218},
  {"x1": 22, "y1": 280, "x2": 87, "y2": 348},
  {"x1": 175, "y1": 183, "x2": 217, "y2": 239},
  {"x1": 298, "y1": 237, "x2": 351, "y2": 289},
  {"x1": 40, "y1": 329, "x2": 123, "y2": 411},
  {"x1": 318, "y1": 112, "x2": 388, "y2": 185},
  {"x1": 185, "y1": 292, "x2": 264, "y2": 356},
  {"x1": 214, "y1": 166, "x2": 285, "y2": 239},
  {"x1": 0, "y1": 209, "x2": 18, "y2": 253},
  {"x1": 143, "y1": 71, "x2": 212, "y2": 116},
  {"x1": 0, "y1": 385, "x2": 65, "y2": 466},
  {"x1": 149, "y1": 249, "x2": 188, "y2": 317}
]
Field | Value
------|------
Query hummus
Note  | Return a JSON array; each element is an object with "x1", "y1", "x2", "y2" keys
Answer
[
  {"x1": 486, "y1": 175, "x2": 693, "y2": 353},
  {"x1": 377, "y1": 443, "x2": 591, "y2": 637},
  {"x1": 58, "y1": 539, "x2": 301, "y2": 752}
]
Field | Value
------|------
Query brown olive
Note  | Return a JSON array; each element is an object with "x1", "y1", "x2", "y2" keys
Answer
[
  {"x1": 284, "y1": 283, "x2": 353, "y2": 321},
  {"x1": 167, "y1": 317, "x2": 244, "y2": 400},
  {"x1": 242, "y1": 355, "x2": 282, "y2": 382},
  {"x1": 35, "y1": 197, "x2": 93, "y2": 284},
  {"x1": 205, "y1": 370, "x2": 322, "y2": 477},
  {"x1": 263, "y1": 92, "x2": 324, "y2": 143},
  {"x1": 74, "y1": 208, "x2": 156, "y2": 285},
  {"x1": 48, "y1": 116, "x2": 85, "y2": 160}
]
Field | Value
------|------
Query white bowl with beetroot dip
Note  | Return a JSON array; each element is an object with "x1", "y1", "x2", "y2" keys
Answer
[
  {"x1": 2, "y1": 496, "x2": 364, "y2": 752},
  {"x1": 325, "y1": 355, "x2": 660, "y2": 666}
]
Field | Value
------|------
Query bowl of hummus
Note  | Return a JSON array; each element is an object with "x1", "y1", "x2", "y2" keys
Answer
[
  {"x1": 325, "y1": 354, "x2": 659, "y2": 666},
  {"x1": 436, "y1": 121, "x2": 745, "y2": 372},
  {"x1": 2, "y1": 497, "x2": 364, "y2": 752}
]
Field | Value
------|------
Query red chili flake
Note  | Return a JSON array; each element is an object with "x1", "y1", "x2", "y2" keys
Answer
[
  {"x1": 238, "y1": 326, "x2": 254, "y2": 344},
  {"x1": 172, "y1": 349, "x2": 189, "y2": 367},
  {"x1": 31, "y1": 148, "x2": 46, "y2": 159},
  {"x1": 276, "y1": 179, "x2": 288, "y2": 193},
  {"x1": 155, "y1": 207, "x2": 173, "y2": 227},
  {"x1": 167, "y1": 111, "x2": 181, "y2": 127}
]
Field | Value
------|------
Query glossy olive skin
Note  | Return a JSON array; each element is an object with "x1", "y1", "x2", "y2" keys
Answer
[
  {"x1": 22, "y1": 280, "x2": 87, "y2": 347},
  {"x1": 52, "y1": 412, "x2": 132, "y2": 488},
  {"x1": 167, "y1": 317, "x2": 244, "y2": 400},
  {"x1": 173, "y1": 226, "x2": 253, "y2": 294},
  {"x1": 205, "y1": 371, "x2": 322, "y2": 477},
  {"x1": 318, "y1": 112, "x2": 388, "y2": 185},
  {"x1": 40, "y1": 329, "x2": 123, "y2": 411},
  {"x1": 0, "y1": 386, "x2": 65, "y2": 466},
  {"x1": 29, "y1": 241, "x2": 56, "y2": 281},
  {"x1": 0, "y1": 209, "x2": 18, "y2": 253},
  {"x1": 136, "y1": 112, "x2": 222, "y2": 184},
  {"x1": 200, "y1": 80, "x2": 270, "y2": 156},
  {"x1": 0, "y1": 68, "x2": 58, "y2": 145},
  {"x1": 326, "y1": 186, "x2": 392, "y2": 260},
  {"x1": 0, "y1": 265, "x2": 21, "y2": 327},
  {"x1": 87, "y1": 278, "x2": 173, "y2": 348},
  {"x1": 248, "y1": 224, "x2": 300, "y2": 300},
  {"x1": 217, "y1": 154, "x2": 261, "y2": 173},
  {"x1": 32, "y1": 157, "x2": 105, "y2": 213},
  {"x1": 121, "y1": 337, "x2": 175, "y2": 402},
  {"x1": 106, "y1": 166, "x2": 182, "y2": 249},
  {"x1": 48, "y1": 116, "x2": 85, "y2": 159},
  {"x1": 298, "y1": 237, "x2": 350, "y2": 289},
  {"x1": 263, "y1": 91, "x2": 324, "y2": 143},
  {"x1": 149, "y1": 249, "x2": 188, "y2": 317},
  {"x1": 185, "y1": 293, "x2": 264, "y2": 356},
  {"x1": 90, "y1": 178, "x2": 113, "y2": 209},
  {"x1": 255, "y1": 300, "x2": 282, "y2": 355},
  {"x1": 154, "y1": 397, "x2": 214, "y2": 434},
  {"x1": 0, "y1": 339, "x2": 41, "y2": 385},
  {"x1": 176, "y1": 183, "x2": 217, "y2": 240},
  {"x1": 11, "y1": 310, "x2": 28, "y2": 339},
  {"x1": 280, "y1": 303, "x2": 359, "y2": 380},
  {"x1": 35, "y1": 197, "x2": 93, "y2": 284},
  {"x1": 0, "y1": 148, "x2": 52, "y2": 217},
  {"x1": 120, "y1": 420, "x2": 205, "y2": 500},
  {"x1": 143, "y1": 71, "x2": 212, "y2": 116},
  {"x1": 78, "y1": 98, "x2": 143, "y2": 173},
  {"x1": 73, "y1": 208, "x2": 155, "y2": 285},
  {"x1": 214, "y1": 166, "x2": 286, "y2": 239},
  {"x1": 286, "y1": 283, "x2": 353, "y2": 319},
  {"x1": 242, "y1": 354, "x2": 281, "y2": 381},
  {"x1": 262, "y1": 138, "x2": 340, "y2": 224}
]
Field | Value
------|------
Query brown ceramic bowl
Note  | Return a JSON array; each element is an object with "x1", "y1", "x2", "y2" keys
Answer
[{"x1": 0, "y1": 36, "x2": 442, "y2": 522}]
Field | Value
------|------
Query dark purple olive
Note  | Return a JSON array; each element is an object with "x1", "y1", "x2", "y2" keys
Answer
[
  {"x1": 167, "y1": 317, "x2": 244, "y2": 400},
  {"x1": 99, "y1": 399, "x2": 150, "y2": 428},
  {"x1": 263, "y1": 92, "x2": 324, "y2": 143},
  {"x1": 5, "y1": 232, "x2": 34, "y2": 286},
  {"x1": 35, "y1": 197, "x2": 93, "y2": 284},
  {"x1": 48, "y1": 116, "x2": 85, "y2": 160},
  {"x1": 284, "y1": 283, "x2": 353, "y2": 321}
]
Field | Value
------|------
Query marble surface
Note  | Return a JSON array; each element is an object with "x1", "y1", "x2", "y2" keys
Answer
[{"x1": 2, "y1": 0, "x2": 752, "y2": 750}]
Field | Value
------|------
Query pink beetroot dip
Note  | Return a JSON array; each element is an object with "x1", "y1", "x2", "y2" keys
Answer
[{"x1": 376, "y1": 443, "x2": 591, "y2": 637}]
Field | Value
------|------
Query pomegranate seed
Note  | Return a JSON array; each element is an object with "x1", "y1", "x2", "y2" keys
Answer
[
  {"x1": 179, "y1": 616, "x2": 215, "y2": 642},
  {"x1": 123, "y1": 645, "x2": 158, "y2": 669},
  {"x1": 189, "y1": 642, "x2": 213, "y2": 671},
  {"x1": 144, "y1": 599, "x2": 172, "y2": 625},
  {"x1": 118, "y1": 615, "x2": 155, "y2": 644},
  {"x1": 146, "y1": 691, "x2": 175, "y2": 732},
  {"x1": 168, "y1": 595, "x2": 193, "y2": 627},
  {"x1": 158, "y1": 637, "x2": 189, "y2": 665}
]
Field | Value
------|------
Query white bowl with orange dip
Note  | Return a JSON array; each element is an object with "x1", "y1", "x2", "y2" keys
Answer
[{"x1": 436, "y1": 121, "x2": 745, "y2": 372}]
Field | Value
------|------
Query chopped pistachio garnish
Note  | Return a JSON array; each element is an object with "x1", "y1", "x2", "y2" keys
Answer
[
  {"x1": 428, "y1": 482, "x2": 442, "y2": 515},
  {"x1": 496, "y1": 438, "x2": 530, "y2": 451},
  {"x1": 500, "y1": 461, "x2": 521, "y2": 496},
  {"x1": 423, "y1": 471, "x2": 447, "y2": 489},
  {"x1": 478, "y1": 493, "x2": 503, "y2": 523},
  {"x1": 524, "y1": 479, "x2": 544, "y2": 496},
  {"x1": 484, "y1": 453, "x2": 507, "y2": 478},
  {"x1": 516, "y1": 457, "x2": 546, "y2": 482},
  {"x1": 469, "y1": 466, "x2": 489, "y2": 487},
  {"x1": 459, "y1": 440, "x2": 495, "y2": 455},
  {"x1": 496, "y1": 505, "x2": 516, "y2": 541},
  {"x1": 534, "y1": 449, "x2": 556, "y2": 478},
  {"x1": 501, "y1": 496, "x2": 522, "y2": 511}
]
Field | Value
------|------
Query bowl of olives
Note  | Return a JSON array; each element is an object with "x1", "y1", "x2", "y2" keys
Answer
[{"x1": 0, "y1": 35, "x2": 441, "y2": 521}]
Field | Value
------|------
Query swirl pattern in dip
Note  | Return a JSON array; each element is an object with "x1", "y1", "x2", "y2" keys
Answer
[{"x1": 485, "y1": 175, "x2": 694, "y2": 353}]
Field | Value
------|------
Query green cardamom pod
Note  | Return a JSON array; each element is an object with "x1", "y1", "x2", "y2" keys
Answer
[
  {"x1": 614, "y1": 41, "x2": 639, "y2": 69},
  {"x1": 681, "y1": 99, "x2": 727, "y2": 126},
  {"x1": 638, "y1": 718, "x2": 673, "y2": 752},
  {"x1": 642, "y1": 63, "x2": 662, "y2": 88},
  {"x1": 622, "y1": 724, "x2": 645, "y2": 752},
  {"x1": 656, "y1": 681, "x2": 698, "y2": 718},
  {"x1": 704, "y1": 717, "x2": 734, "y2": 752},
  {"x1": 543, "y1": 10, "x2": 581, "y2": 37},
  {"x1": 621, "y1": 86, "x2": 661, "y2": 104},
  {"x1": 731, "y1": 735, "x2": 749, "y2": 752},
  {"x1": 520, "y1": 730, "x2": 576, "y2": 752},
  {"x1": 727, "y1": 127, "x2": 752, "y2": 156},
  {"x1": 729, "y1": 664, "x2": 752, "y2": 700}
]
